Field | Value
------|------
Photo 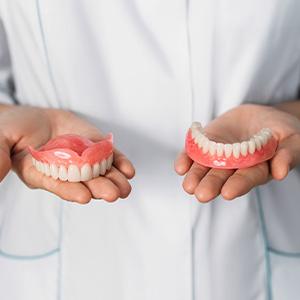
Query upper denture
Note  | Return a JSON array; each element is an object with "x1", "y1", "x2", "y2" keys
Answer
[
  {"x1": 186, "y1": 122, "x2": 278, "y2": 169},
  {"x1": 28, "y1": 134, "x2": 114, "y2": 182}
]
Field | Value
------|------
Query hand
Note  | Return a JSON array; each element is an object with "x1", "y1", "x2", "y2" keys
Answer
[
  {"x1": 175, "y1": 104, "x2": 300, "y2": 202},
  {"x1": 0, "y1": 105, "x2": 135, "y2": 204}
]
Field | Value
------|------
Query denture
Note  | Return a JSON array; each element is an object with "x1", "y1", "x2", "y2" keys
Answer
[
  {"x1": 28, "y1": 134, "x2": 113, "y2": 182},
  {"x1": 185, "y1": 122, "x2": 277, "y2": 169}
]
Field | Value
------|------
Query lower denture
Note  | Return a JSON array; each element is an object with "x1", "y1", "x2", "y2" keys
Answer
[
  {"x1": 185, "y1": 122, "x2": 278, "y2": 169},
  {"x1": 28, "y1": 134, "x2": 114, "y2": 182}
]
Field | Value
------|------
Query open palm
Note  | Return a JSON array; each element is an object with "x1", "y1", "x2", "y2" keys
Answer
[
  {"x1": 0, "y1": 105, "x2": 135, "y2": 204},
  {"x1": 175, "y1": 104, "x2": 300, "y2": 202}
]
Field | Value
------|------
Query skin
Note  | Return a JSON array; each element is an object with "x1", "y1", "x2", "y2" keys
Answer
[
  {"x1": 175, "y1": 102, "x2": 300, "y2": 202},
  {"x1": 0, "y1": 104, "x2": 135, "y2": 204}
]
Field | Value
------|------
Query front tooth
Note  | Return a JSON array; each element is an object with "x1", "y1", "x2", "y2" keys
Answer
[
  {"x1": 68, "y1": 165, "x2": 81, "y2": 182},
  {"x1": 240, "y1": 141, "x2": 248, "y2": 157},
  {"x1": 92, "y1": 163, "x2": 100, "y2": 178},
  {"x1": 202, "y1": 138, "x2": 210, "y2": 154},
  {"x1": 254, "y1": 135, "x2": 262, "y2": 150},
  {"x1": 224, "y1": 144, "x2": 233, "y2": 158},
  {"x1": 209, "y1": 141, "x2": 217, "y2": 156},
  {"x1": 100, "y1": 159, "x2": 107, "y2": 175},
  {"x1": 232, "y1": 143, "x2": 241, "y2": 159},
  {"x1": 50, "y1": 164, "x2": 59, "y2": 179},
  {"x1": 248, "y1": 138, "x2": 256, "y2": 154},
  {"x1": 107, "y1": 154, "x2": 113, "y2": 170},
  {"x1": 58, "y1": 165, "x2": 68, "y2": 181},
  {"x1": 216, "y1": 143, "x2": 224, "y2": 157},
  {"x1": 44, "y1": 163, "x2": 51, "y2": 176},
  {"x1": 81, "y1": 163, "x2": 92, "y2": 181}
]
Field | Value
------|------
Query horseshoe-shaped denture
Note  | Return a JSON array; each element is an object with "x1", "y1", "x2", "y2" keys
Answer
[
  {"x1": 185, "y1": 122, "x2": 278, "y2": 169},
  {"x1": 28, "y1": 134, "x2": 113, "y2": 182}
]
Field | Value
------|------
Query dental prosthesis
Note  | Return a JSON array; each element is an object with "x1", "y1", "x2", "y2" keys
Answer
[
  {"x1": 185, "y1": 122, "x2": 277, "y2": 169},
  {"x1": 29, "y1": 134, "x2": 113, "y2": 182}
]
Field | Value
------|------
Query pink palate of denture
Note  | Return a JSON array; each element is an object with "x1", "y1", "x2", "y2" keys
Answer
[
  {"x1": 185, "y1": 122, "x2": 278, "y2": 169},
  {"x1": 28, "y1": 134, "x2": 113, "y2": 182}
]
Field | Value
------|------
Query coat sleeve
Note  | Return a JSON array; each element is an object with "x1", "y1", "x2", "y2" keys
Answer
[{"x1": 0, "y1": 18, "x2": 15, "y2": 104}]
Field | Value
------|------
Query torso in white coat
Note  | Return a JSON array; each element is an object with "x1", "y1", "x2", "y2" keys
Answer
[{"x1": 0, "y1": 1, "x2": 300, "y2": 300}]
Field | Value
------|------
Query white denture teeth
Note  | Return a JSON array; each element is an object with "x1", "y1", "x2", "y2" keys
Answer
[
  {"x1": 224, "y1": 144, "x2": 233, "y2": 158},
  {"x1": 209, "y1": 141, "x2": 217, "y2": 156},
  {"x1": 68, "y1": 165, "x2": 81, "y2": 182},
  {"x1": 216, "y1": 143, "x2": 224, "y2": 157},
  {"x1": 191, "y1": 123, "x2": 273, "y2": 158},
  {"x1": 92, "y1": 162, "x2": 101, "y2": 178},
  {"x1": 191, "y1": 123, "x2": 204, "y2": 139},
  {"x1": 248, "y1": 138, "x2": 256, "y2": 154},
  {"x1": 232, "y1": 143, "x2": 241, "y2": 159},
  {"x1": 81, "y1": 163, "x2": 93, "y2": 181},
  {"x1": 202, "y1": 138, "x2": 210, "y2": 154},
  {"x1": 240, "y1": 141, "x2": 248, "y2": 157},
  {"x1": 33, "y1": 156, "x2": 113, "y2": 182},
  {"x1": 58, "y1": 165, "x2": 68, "y2": 181}
]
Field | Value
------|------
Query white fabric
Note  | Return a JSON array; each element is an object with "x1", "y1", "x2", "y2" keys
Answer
[{"x1": 0, "y1": 1, "x2": 299, "y2": 299}]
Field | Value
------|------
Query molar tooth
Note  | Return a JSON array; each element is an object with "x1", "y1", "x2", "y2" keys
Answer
[
  {"x1": 195, "y1": 133, "x2": 205, "y2": 147},
  {"x1": 240, "y1": 141, "x2": 248, "y2": 157},
  {"x1": 50, "y1": 164, "x2": 59, "y2": 179},
  {"x1": 107, "y1": 154, "x2": 113, "y2": 170},
  {"x1": 44, "y1": 163, "x2": 51, "y2": 176},
  {"x1": 216, "y1": 143, "x2": 224, "y2": 157},
  {"x1": 68, "y1": 164, "x2": 81, "y2": 182},
  {"x1": 191, "y1": 127, "x2": 202, "y2": 139},
  {"x1": 232, "y1": 143, "x2": 241, "y2": 159},
  {"x1": 258, "y1": 130, "x2": 268, "y2": 145},
  {"x1": 262, "y1": 128, "x2": 273, "y2": 139},
  {"x1": 191, "y1": 122, "x2": 202, "y2": 129},
  {"x1": 35, "y1": 161, "x2": 41, "y2": 171},
  {"x1": 58, "y1": 165, "x2": 68, "y2": 181},
  {"x1": 202, "y1": 138, "x2": 210, "y2": 154},
  {"x1": 224, "y1": 144, "x2": 233, "y2": 158},
  {"x1": 39, "y1": 162, "x2": 45, "y2": 174},
  {"x1": 248, "y1": 138, "x2": 256, "y2": 154},
  {"x1": 209, "y1": 141, "x2": 217, "y2": 156},
  {"x1": 254, "y1": 135, "x2": 262, "y2": 150},
  {"x1": 92, "y1": 162, "x2": 100, "y2": 178},
  {"x1": 100, "y1": 159, "x2": 107, "y2": 175},
  {"x1": 81, "y1": 163, "x2": 92, "y2": 181}
]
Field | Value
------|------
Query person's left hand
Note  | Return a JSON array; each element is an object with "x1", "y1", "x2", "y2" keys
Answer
[{"x1": 175, "y1": 104, "x2": 300, "y2": 202}]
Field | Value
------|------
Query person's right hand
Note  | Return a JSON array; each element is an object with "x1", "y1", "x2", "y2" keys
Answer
[{"x1": 0, "y1": 104, "x2": 135, "y2": 204}]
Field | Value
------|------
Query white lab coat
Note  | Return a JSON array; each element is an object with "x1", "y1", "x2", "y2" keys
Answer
[{"x1": 0, "y1": 1, "x2": 300, "y2": 300}]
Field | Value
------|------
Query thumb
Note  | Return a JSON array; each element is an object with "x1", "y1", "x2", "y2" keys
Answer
[
  {"x1": 0, "y1": 135, "x2": 12, "y2": 181},
  {"x1": 270, "y1": 134, "x2": 300, "y2": 180}
]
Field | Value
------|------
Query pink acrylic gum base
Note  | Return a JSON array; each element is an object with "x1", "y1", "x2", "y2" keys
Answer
[{"x1": 185, "y1": 130, "x2": 278, "y2": 169}]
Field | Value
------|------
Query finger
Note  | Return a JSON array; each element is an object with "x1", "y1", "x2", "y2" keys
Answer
[
  {"x1": 194, "y1": 168, "x2": 235, "y2": 202},
  {"x1": 0, "y1": 136, "x2": 11, "y2": 181},
  {"x1": 84, "y1": 167, "x2": 131, "y2": 201},
  {"x1": 84, "y1": 176, "x2": 120, "y2": 202},
  {"x1": 113, "y1": 149, "x2": 135, "y2": 179},
  {"x1": 221, "y1": 162, "x2": 270, "y2": 200},
  {"x1": 105, "y1": 167, "x2": 132, "y2": 198},
  {"x1": 182, "y1": 163, "x2": 209, "y2": 194},
  {"x1": 174, "y1": 150, "x2": 193, "y2": 175},
  {"x1": 13, "y1": 154, "x2": 92, "y2": 204},
  {"x1": 270, "y1": 134, "x2": 300, "y2": 180}
]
